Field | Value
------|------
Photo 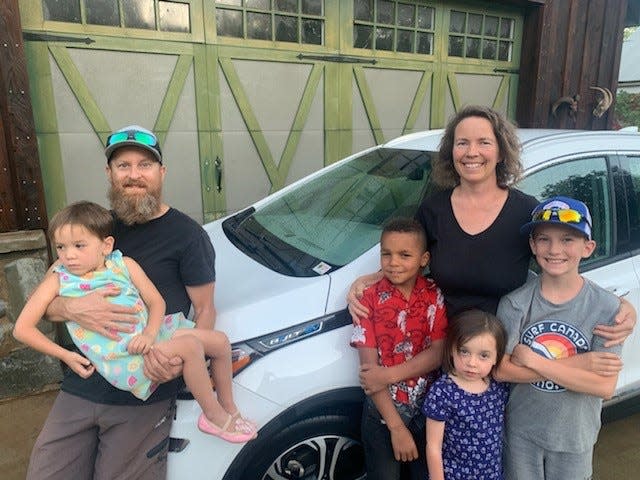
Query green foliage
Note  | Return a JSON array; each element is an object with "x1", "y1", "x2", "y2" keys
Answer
[
  {"x1": 624, "y1": 27, "x2": 638, "y2": 40},
  {"x1": 616, "y1": 91, "x2": 640, "y2": 128}
]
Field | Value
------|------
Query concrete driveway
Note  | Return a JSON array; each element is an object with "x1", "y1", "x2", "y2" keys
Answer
[{"x1": 2, "y1": 389, "x2": 639, "y2": 479}]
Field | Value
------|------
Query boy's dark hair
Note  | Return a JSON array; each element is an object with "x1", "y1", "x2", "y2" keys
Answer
[
  {"x1": 381, "y1": 217, "x2": 428, "y2": 251},
  {"x1": 48, "y1": 201, "x2": 113, "y2": 242},
  {"x1": 442, "y1": 309, "x2": 507, "y2": 375}
]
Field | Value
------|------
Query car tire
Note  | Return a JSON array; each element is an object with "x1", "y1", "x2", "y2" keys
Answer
[{"x1": 230, "y1": 413, "x2": 366, "y2": 480}]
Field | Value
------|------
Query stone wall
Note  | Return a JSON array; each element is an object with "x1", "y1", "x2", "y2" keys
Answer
[{"x1": 0, "y1": 231, "x2": 61, "y2": 400}]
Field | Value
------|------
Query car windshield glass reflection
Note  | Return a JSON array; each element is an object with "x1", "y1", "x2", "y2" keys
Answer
[{"x1": 223, "y1": 148, "x2": 434, "y2": 276}]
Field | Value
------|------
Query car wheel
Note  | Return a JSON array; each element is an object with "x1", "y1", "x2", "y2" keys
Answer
[{"x1": 239, "y1": 414, "x2": 365, "y2": 480}]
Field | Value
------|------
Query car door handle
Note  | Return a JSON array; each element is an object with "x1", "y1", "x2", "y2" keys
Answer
[{"x1": 607, "y1": 287, "x2": 630, "y2": 298}]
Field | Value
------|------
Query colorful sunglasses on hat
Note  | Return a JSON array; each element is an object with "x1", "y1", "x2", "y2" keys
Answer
[
  {"x1": 107, "y1": 129, "x2": 159, "y2": 150},
  {"x1": 105, "y1": 126, "x2": 162, "y2": 163},
  {"x1": 532, "y1": 207, "x2": 592, "y2": 227}
]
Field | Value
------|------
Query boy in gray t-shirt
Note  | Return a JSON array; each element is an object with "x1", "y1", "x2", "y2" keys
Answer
[{"x1": 495, "y1": 196, "x2": 622, "y2": 480}]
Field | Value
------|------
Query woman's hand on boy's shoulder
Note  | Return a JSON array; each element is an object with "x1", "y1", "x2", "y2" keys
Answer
[{"x1": 595, "y1": 297, "x2": 637, "y2": 347}]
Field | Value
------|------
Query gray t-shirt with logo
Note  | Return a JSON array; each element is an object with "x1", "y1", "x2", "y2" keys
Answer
[{"x1": 497, "y1": 277, "x2": 621, "y2": 453}]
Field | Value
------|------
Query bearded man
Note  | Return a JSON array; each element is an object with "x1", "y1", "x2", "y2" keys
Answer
[{"x1": 27, "y1": 126, "x2": 216, "y2": 480}]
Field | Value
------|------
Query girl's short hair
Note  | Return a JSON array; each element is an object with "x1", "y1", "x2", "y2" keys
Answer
[
  {"x1": 48, "y1": 201, "x2": 113, "y2": 241},
  {"x1": 433, "y1": 105, "x2": 523, "y2": 189},
  {"x1": 442, "y1": 309, "x2": 507, "y2": 375}
]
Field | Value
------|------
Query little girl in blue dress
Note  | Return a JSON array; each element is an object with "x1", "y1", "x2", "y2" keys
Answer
[{"x1": 423, "y1": 309, "x2": 509, "y2": 480}]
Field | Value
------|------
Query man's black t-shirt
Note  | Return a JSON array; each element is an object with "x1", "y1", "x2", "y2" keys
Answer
[{"x1": 60, "y1": 208, "x2": 216, "y2": 405}]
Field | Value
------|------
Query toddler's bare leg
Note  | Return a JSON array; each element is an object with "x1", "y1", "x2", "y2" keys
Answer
[
  {"x1": 153, "y1": 335, "x2": 229, "y2": 427},
  {"x1": 172, "y1": 329, "x2": 237, "y2": 415}
]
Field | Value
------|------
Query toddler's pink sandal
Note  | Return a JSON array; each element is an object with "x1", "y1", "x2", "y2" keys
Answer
[
  {"x1": 230, "y1": 411, "x2": 258, "y2": 432},
  {"x1": 198, "y1": 412, "x2": 257, "y2": 443}
]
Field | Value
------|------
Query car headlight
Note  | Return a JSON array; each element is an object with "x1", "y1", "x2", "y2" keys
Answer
[{"x1": 230, "y1": 309, "x2": 351, "y2": 376}]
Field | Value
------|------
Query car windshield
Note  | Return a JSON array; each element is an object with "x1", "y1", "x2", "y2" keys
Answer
[{"x1": 222, "y1": 147, "x2": 434, "y2": 276}]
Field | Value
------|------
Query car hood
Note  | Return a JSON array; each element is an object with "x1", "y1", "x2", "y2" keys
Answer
[{"x1": 202, "y1": 220, "x2": 331, "y2": 343}]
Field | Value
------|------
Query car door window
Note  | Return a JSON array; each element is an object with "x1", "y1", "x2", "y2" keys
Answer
[
  {"x1": 616, "y1": 155, "x2": 640, "y2": 254},
  {"x1": 518, "y1": 156, "x2": 611, "y2": 265}
]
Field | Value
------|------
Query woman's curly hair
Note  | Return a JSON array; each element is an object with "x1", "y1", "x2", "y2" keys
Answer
[{"x1": 432, "y1": 105, "x2": 523, "y2": 189}]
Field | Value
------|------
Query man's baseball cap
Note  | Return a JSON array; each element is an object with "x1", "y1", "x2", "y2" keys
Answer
[
  {"x1": 520, "y1": 196, "x2": 592, "y2": 240},
  {"x1": 104, "y1": 125, "x2": 162, "y2": 164}
]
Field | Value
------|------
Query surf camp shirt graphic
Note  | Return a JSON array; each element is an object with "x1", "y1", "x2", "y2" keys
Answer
[{"x1": 520, "y1": 320, "x2": 590, "y2": 392}]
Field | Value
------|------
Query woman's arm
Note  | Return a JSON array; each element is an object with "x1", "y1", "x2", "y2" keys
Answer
[
  {"x1": 594, "y1": 297, "x2": 636, "y2": 347},
  {"x1": 347, "y1": 271, "x2": 384, "y2": 324},
  {"x1": 425, "y1": 418, "x2": 446, "y2": 480}
]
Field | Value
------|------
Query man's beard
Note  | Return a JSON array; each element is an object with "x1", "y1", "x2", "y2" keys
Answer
[{"x1": 108, "y1": 183, "x2": 162, "y2": 225}]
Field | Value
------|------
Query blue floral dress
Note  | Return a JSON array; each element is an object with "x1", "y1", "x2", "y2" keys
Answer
[
  {"x1": 422, "y1": 373, "x2": 509, "y2": 479},
  {"x1": 56, "y1": 250, "x2": 194, "y2": 400}
]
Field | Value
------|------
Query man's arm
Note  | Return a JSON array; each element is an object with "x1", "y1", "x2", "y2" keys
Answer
[
  {"x1": 143, "y1": 282, "x2": 215, "y2": 383},
  {"x1": 44, "y1": 266, "x2": 139, "y2": 340},
  {"x1": 185, "y1": 282, "x2": 216, "y2": 330}
]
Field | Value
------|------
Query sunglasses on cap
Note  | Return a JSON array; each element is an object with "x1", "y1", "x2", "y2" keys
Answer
[
  {"x1": 106, "y1": 130, "x2": 160, "y2": 151},
  {"x1": 532, "y1": 207, "x2": 591, "y2": 227}
]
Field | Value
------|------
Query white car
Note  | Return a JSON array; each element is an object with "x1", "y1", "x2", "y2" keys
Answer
[{"x1": 167, "y1": 128, "x2": 640, "y2": 480}]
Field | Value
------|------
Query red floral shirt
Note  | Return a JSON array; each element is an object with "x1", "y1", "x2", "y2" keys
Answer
[{"x1": 351, "y1": 276, "x2": 447, "y2": 406}]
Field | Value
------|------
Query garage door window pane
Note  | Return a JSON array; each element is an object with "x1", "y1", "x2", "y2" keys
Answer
[
  {"x1": 216, "y1": 8, "x2": 243, "y2": 37},
  {"x1": 302, "y1": 0, "x2": 322, "y2": 15},
  {"x1": 275, "y1": 15, "x2": 297, "y2": 42},
  {"x1": 246, "y1": 0, "x2": 269, "y2": 8},
  {"x1": 398, "y1": 3, "x2": 415, "y2": 27},
  {"x1": 354, "y1": 25, "x2": 373, "y2": 48},
  {"x1": 397, "y1": 29, "x2": 413, "y2": 52},
  {"x1": 86, "y1": 0, "x2": 119, "y2": 26},
  {"x1": 376, "y1": 27, "x2": 394, "y2": 50},
  {"x1": 43, "y1": 0, "x2": 81, "y2": 22},
  {"x1": 123, "y1": 0, "x2": 156, "y2": 30},
  {"x1": 159, "y1": 1, "x2": 190, "y2": 33},
  {"x1": 275, "y1": 0, "x2": 297, "y2": 13},
  {"x1": 302, "y1": 19, "x2": 323, "y2": 45},
  {"x1": 247, "y1": 12, "x2": 272, "y2": 40},
  {"x1": 354, "y1": 0, "x2": 374, "y2": 22}
]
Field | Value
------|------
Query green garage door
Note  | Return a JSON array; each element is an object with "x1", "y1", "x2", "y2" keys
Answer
[{"x1": 20, "y1": 0, "x2": 522, "y2": 220}]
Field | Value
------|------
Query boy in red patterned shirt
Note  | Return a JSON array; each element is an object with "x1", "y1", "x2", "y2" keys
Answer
[{"x1": 351, "y1": 217, "x2": 448, "y2": 480}]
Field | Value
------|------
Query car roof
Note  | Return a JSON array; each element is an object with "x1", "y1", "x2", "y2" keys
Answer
[{"x1": 380, "y1": 127, "x2": 640, "y2": 170}]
